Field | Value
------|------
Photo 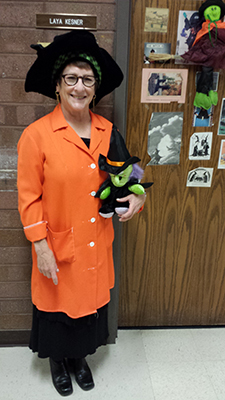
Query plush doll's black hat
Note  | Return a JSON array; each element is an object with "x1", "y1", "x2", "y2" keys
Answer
[
  {"x1": 98, "y1": 127, "x2": 140, "y2": 174},
  {"x1": 199, "y1": 0, "x2": 225, "y2": 19},
  {"x1": 25, "y1": 30, "x2": 123, "y2": 105}
]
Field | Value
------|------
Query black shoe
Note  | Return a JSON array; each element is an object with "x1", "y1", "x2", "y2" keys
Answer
[
  {"x1": 70, "y1": 358, "x2": 94, "y2": 391},
  {"x1": 49, "y1": 358, "x2": 73, "y2": 396}
]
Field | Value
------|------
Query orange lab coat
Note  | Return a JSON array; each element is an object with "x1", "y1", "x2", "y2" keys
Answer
[{"x1": 17, "y1": 104, "x2": 115, "y2": 319}]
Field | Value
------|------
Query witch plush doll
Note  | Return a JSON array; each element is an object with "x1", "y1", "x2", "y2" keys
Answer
[
  {"x1": 182, "y1": 0, "x2": 225, "y2": 110},
  {"x1": 95, "y1": 126, "x2": 153, "y2": 218}
]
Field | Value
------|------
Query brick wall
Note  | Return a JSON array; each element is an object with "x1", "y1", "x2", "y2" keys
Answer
[{"x1": 0, "y1": 0, "x2": 117, "y2": 344}]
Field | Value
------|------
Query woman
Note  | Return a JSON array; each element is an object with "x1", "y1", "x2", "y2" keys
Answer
[{"x1": 17, "y1": 30, "x2": 146, "y2": 396}]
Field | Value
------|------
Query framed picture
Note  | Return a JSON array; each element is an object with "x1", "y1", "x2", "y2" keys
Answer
[
  {"x1": 141, "y1": 68, "x2": 188, "y2": 103},
  {"x1": 218, "y1": 140, "x2": 225, "y2": 169}
]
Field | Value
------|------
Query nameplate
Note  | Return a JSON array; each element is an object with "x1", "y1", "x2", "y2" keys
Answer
[{"x1": 36, "y1": 14, "x2": 97, "y2": 30}]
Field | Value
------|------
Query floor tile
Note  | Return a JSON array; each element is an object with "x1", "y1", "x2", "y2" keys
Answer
[
  {"x1": 0, "y1": 347, "x2": 30, "y2": 400},
  {"x1": 191, "y1": 328, "x2": 225, "y2": 361},
  {"x1": 141, "y1": 329, "x2": 202, "y2": 363},
  {"x1": 148, "y1": 360, "x2": 218, "y2": 400},
  {"x1": 204, "y1": 360, "x2": 225, "y2": 400},
  {"x1": 86, "y1": 330, "x2": 155, "y2": 400}
]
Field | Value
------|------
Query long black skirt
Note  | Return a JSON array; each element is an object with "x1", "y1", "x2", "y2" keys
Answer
[{"x1": 29, "y1": 303, "x2": 109, "y2": 361}]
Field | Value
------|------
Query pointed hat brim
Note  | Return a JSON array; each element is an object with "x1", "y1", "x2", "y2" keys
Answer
[{"x1": 25, "y1": 30, "x2": 123, "y2": 105}]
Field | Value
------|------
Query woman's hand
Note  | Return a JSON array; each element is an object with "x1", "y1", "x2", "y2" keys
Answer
[
  {"x1": 116, "y1": 193, "x2": 146, "y2": 222},
  {"x1": 34, "y1": 239, "x2": 59, "y2": 285}
]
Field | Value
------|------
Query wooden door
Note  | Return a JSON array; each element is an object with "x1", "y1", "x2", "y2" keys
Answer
[{"x1": 119, "y1": 0, "x2": 225, "y2": 326}]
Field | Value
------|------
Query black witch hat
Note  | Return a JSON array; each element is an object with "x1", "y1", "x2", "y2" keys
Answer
[
  {"x1": 199, "y1": 0, "x2": 225, "y2": 19},
  {"x1": 25, "y1": 30, "x2": 123, "y2": 105},
  {"x1": 98, "y1": 127, "x2": 140, "y2": 174}
]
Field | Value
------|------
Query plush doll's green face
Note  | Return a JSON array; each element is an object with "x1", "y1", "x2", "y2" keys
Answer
[
  {"x1": 204, "y1": 5, "x2": 221, "y2": 21},
  {"x1": 110, "y1": 164, "x2": 133, "y2": 187}
]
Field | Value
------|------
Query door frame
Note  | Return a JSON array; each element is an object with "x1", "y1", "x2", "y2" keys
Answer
[{"x1": 107, "y1": 0, "x2": 132, "y2": 342}]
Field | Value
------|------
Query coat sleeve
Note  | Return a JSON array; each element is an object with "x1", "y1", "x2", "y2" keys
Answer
[{"x1": 17, "y1": 127, "x2": 47, "y2": 242}]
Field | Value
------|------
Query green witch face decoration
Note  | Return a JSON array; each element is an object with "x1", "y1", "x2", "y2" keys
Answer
[
  {"x1": 109, "y1": 165, "x2": 133, "y2": 188},
  {"x1": 204, "y1": 5, "x2": 221, "y2": 21}
]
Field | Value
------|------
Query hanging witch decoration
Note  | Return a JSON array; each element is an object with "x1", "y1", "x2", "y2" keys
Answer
[
  {"x1": 147, "y1": 0, "x2": 225, "y2": 112},
  {"x1": 95, "y1": 127, "x2": 153, "y2": 218},
  {"x1": 182, "y1": 0, "x2": 225, "y2": 111}
]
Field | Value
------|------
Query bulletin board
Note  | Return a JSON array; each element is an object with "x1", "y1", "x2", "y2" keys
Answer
[{"x1": 119, "y1": 0, "x2": 225, "y2": 327}]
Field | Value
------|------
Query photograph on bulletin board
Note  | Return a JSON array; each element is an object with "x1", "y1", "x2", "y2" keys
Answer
[
  {"x1": 218, "y1": 98, "x2": 225, "y2": 135},
  {"x1": 144, "y1": 8, "x2": 169, "y2": 33},
  {"x1": 193, "y1": 72, "x2": 219, "y2": 127},
  {"x1": 175, "y1": 10, "x2": 202, "y2": 64},
  {"x1": 141, "y1": 69, "x2": 188, "y2": 104},
  {"x1": 186, "y1": 167, "x2": 213, "y2": 187},
  {"x1": 193, "y1": 107, "x2": 213, "y2": 127},
  {"x1": 189, "y1": 132, "x2": 212, "y2": 160},
  {"x1": 218, "y1": 140, "x2": 225, "y2": 169},
  {"x1": 147, "y1": 112, "x2": 183, "y2": 166},
  {"x1": 144, "y1": 42, "x2": 171, "y2": 64}
]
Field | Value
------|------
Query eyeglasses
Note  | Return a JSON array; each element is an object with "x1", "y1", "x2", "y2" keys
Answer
[{"x1": 61, "y1": 74, "x2": 97, "y2": 87}]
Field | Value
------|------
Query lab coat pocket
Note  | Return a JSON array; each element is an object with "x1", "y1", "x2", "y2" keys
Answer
[{"x1": 47, "y1": 225, "x2": 75, "y2": 264}]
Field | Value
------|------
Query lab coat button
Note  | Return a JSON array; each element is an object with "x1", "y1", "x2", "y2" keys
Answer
[
  {"x1": 90, "y1": 241, "x2": 95, "y2": 247},
  {"x1": 90, "y1": 163, "x2": 96, "y2": 169}
]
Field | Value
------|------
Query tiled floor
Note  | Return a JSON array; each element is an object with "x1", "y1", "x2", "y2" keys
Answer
[{"x1": 1, "y1": 328, "x2": 225, "y2": 399}]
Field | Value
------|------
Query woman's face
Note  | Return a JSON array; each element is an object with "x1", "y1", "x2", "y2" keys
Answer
[{"x1": 56, "y1": 63, "x2": 96, "y2": 115}]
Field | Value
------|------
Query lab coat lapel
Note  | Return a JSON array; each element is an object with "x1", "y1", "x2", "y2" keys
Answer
[
  {"x1": 63, "y1": 127, "x2": 89, "y2": 153},
  {"x1": 89, "y1": 125, "x2": 103, "y2": 156},
  {"x1": 52, "y1": 105, "x2": 105, "y2": 155}
]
